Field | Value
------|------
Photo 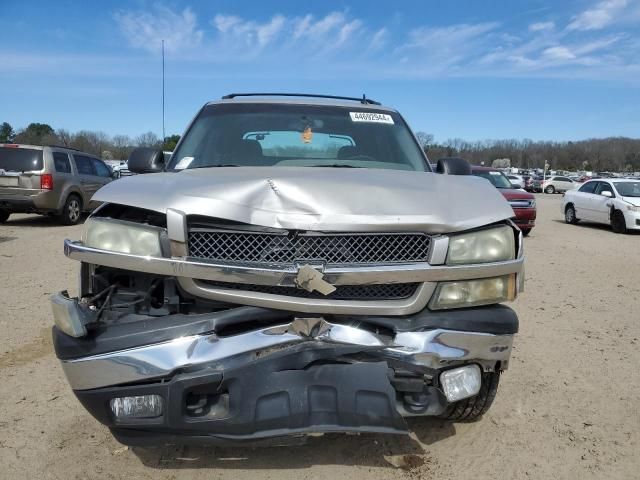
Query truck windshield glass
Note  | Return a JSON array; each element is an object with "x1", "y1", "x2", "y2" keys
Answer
[
  {"x1": 614, "y1": 182, "x2": 640, "y2": 197},
  {"x1": 472, "y1": 171, "x2": 513, "y2": 189},
  {"x1": 168, "y1": 104, "x2": 429, "y2": 172},
  {"x1": 0, "y1": 147, "x2": 44, "y2": 172}
]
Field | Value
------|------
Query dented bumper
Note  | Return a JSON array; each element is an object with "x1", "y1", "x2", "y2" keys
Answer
[{"x1": 52, "y1": 302, "x2": 516, "y2": 444}]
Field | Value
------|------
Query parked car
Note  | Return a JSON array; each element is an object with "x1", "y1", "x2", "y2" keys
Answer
[
  {"x1": 51, "y1": 93, "x2": 524, "y2": 446},
  {"x1": 542, "y1": 175, "x2": 575, "y2": 194},
  {"x1": 521, "y1": 175, "x2": 533, "y2": 191},
  {"x1": 530, "y1": 175, "x2": 545, "y2": 193},
  {"x1": 472, "y1": 166, "x2": 536, "y2": 235},
  {"x1": 111, "y1": 161, "x2": 136, "y2": 178},
  {"x1": 506, "y1": 174, "x2": 524, "y2": 188},
  {"x1": 562, "y1": 179, "x2": 640, "y2": 233},
  {"x1": 0, "y1": 144, "x2": 114, "y2": 224}
]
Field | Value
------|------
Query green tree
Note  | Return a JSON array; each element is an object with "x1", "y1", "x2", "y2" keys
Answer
[
  {"x1": 14, "y1": 123, "x2": 57, "y2": 145},
  {"x1": 163, "y1": 134, "x2": 180, "y2": 151},
  {"x1": 0, "y1": 122, "x2": 15, "y2": 142}
]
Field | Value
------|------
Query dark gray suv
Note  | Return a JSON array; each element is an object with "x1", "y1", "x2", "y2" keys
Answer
[{"x1": 0, "y1": 144, "x2": 114, "y2": 224}]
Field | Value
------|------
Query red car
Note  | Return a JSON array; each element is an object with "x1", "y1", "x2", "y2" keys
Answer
[{"x1": 471, "y1": 167, "x2": 536, "y2": 236}]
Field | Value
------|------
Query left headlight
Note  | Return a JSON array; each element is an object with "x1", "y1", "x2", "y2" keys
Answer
[
  {"x1": 83, "y1": 218, "x2": 163, "y2": 256},
  {"x1": 446, "y1": 225, "x2": 516, "y2": 265}
]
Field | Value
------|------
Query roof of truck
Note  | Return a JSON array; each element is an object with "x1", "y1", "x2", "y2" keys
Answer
[{"x1": 206, "y1": 93, "x2": 398, "y2": 112}]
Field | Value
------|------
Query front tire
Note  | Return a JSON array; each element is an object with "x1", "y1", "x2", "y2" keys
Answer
[
  {"x1": 611, "y1": 210, "x2": 627, "y2": 234},
  {"x1": 565, "y1": 204, "x2": 578, "y2": 224},
  {"x1": 60, "y1": 195, "x2": 82, "y2": 225},
  {"x1": 545, "y1": 185, "x2": 555, "y2": 194},
  {"x1": 0, "y1": 209, "x2": 9, "y2": 223},
  {"x1": 439, "y1": 371, "x2": 500, "y2": 422}
]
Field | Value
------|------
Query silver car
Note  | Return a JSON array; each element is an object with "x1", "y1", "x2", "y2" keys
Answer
[
  {"x1": 51, "y1": 93, "x2": 525, "y2": 446},
  {"x1": 542, "y1": 175, "x2": 575, "y2": 194},
  {"x1": 0, "y1": 144, "x2": 114, "y2": 224}
]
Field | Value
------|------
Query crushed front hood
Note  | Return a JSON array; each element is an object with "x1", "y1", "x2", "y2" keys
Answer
[{"x1": 94, "y1": 167, "x2": 514, "y2": 233}]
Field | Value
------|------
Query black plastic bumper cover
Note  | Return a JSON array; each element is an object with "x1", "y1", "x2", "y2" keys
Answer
[{"x1": 74, "y1": 345, "x2": 411, "y2": 446}]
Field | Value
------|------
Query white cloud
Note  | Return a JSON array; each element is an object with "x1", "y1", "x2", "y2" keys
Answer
[
  {"x1": 369, "y1": 28, "x2": 388, "y2": 50},
  {"x1": 543, "y1": 46, "x2": 576, "y2": 60},
  {"x1": 529, "y1": 21, "x2": 555, "y2": 32},
  {"x1": 396, "y1": 22, "x2": 499, "y2": 71},
  {"x1": 106, "y1": 5, "x2": 639, "y2": 83},
  {"x1": 114, "y1": 7, "x2": 203, "y2": 54},
  {"x1": 212, "y1": 14, "x2": 286, "y2": 47},
  {"x1": 403, "y1": 22, "x2": 499, "y2": 49},
  {"x1": 210, "y1": 12, "x2": 365, "y2": 53},
  {"x1": 567, "y1": 0, "x2": 628, "y2": 31}
]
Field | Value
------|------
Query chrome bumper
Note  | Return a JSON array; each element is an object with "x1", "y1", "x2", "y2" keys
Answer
[{"x1": 61, "y1": 317, "x2": 514, "y2": 390}]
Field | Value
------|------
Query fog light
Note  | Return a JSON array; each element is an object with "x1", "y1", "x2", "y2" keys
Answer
[
  {"x1": 440, "y1": 365, "x2": 482, "y2": 403},
  {"x1": 429, "y1": 274, "x2": 516, "y2": 310},
  {"x1": 110, "y1": 395, "x2": 163, "y2": 420}
]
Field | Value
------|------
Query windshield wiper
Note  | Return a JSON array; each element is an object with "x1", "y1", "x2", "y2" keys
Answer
[
  {"x1": 308, "y1": 164, "x2": 361, "y2": 168},
  {"x1": 185, "y1": 164, "x2": 241, "y2": 169}
]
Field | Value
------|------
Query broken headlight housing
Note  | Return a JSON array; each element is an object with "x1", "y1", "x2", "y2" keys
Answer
[
  {"x1": 446, "y1": 225, "x2": 515, "y2": 265},
  {"x1": 83, "y1": 218, "x2": 163, "y2": 256}
]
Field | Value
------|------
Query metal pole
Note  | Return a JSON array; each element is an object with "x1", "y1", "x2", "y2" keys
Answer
[{"x1": 162, "y1": 39, "x2": 165, "y2": 144}]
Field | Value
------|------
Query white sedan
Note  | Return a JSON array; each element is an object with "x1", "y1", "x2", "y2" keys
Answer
[{"x1": 562, "y1": 179, "x2": 640, "y2": 233}]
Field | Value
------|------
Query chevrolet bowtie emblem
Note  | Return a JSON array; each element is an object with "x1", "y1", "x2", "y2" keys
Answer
[{"x1": 294, "y1": 264, "x2": 336, "y2": 296}]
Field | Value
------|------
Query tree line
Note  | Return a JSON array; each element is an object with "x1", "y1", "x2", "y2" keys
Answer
[
  {"x1": 0, "y1": 122, "x2": 180, "y2": 160},
  {"x1": 415, "y1": 133, "x2": 640, "y2": 173}
]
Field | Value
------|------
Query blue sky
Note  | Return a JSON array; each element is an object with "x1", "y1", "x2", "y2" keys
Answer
[{"x1": 1, "y1": 0, "x2": 639, "y2": 142}]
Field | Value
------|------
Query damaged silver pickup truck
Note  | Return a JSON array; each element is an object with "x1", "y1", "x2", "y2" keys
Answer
[{"x1": 51, "y1": 93, "x2": 524, "y2": 446}]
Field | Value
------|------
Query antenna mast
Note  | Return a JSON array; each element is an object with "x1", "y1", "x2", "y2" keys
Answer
[{"x1": 162, "y1": 39, "x2": 165, "y2": 144}]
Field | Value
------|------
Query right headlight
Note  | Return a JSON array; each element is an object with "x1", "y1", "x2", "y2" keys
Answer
[
  {"x1": 446, "y1": 225, "x2": 515, "y2": 265},
  {"x1": 83, "y1": 218, "x2": 163, "y2": 256}
]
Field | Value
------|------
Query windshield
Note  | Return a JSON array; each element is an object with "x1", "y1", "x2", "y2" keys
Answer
[
  {"x1": 0, "y1": 147, "x2": 44, "y2": 172},
  {"x1": 472, "y1": 170, "x2": 513, "y2": 189},
  {"x1": 615, "y1": 182, "x2": 640, "y2": 197},
  {"x1": 167, "y1": 103, "x2": 428, "y2": 172}
]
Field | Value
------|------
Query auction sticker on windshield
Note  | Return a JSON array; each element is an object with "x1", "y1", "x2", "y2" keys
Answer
[{"x1": 349, "y1": 112, "x2": 394, "y2": 124}]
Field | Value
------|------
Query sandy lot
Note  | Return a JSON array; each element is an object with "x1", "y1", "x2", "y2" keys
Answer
[{"x1": 0, "y1": 194, "x2": 638, "y2": 480}]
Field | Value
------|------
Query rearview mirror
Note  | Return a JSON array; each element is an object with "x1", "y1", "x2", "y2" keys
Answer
[
  {"x1": 601, "y1": 190, "x2": 613, "y2": 198},
  {"x1": 128, "y1": 148, "x2": 165, "y2": 174},
  {"x1": 436, "y1": 157, "x2": 471, "y2": 175}
]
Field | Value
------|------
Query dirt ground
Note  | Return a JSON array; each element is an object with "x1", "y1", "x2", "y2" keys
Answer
[{"x1": 1, "y1": 194, "x2": 638, "y2": 480}]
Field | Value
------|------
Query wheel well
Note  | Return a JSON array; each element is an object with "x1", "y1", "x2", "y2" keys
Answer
[
  {"x1": 565, "y1": 202, "x2": 574, "y2": 211},
  {"x1": 66, "y1": 192, "x2": 83, "y2": 207}
]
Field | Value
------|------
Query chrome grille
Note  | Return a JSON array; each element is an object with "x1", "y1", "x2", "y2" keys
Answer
[
  {"x1": 200, "y1": 280, "x2": 419, "y2": 300},
  {"x1": 187, "y1": 229, "x2": 431, "y2": 265}
]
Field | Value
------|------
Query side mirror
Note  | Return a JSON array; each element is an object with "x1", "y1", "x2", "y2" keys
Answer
[
  {"x1": 128, "y1": 147, "x2": 165, "y2": 174},
  {"x1": 436, "y1": 157, "x2": 472, "y2": 175},
  {"x1": 601, "y1": 190, "x2": 613, "y2": 198},
  {"x1": 511, "y1": 182, "x2": 523, "y2": 189},
  {"x1": 111, "y1": 170, "x2": 120, "y2": 179}
]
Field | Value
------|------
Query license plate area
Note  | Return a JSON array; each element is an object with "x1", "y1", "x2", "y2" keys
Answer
[{"x1": 0, "y1": 176, "x2": 19, "y2": 186}]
